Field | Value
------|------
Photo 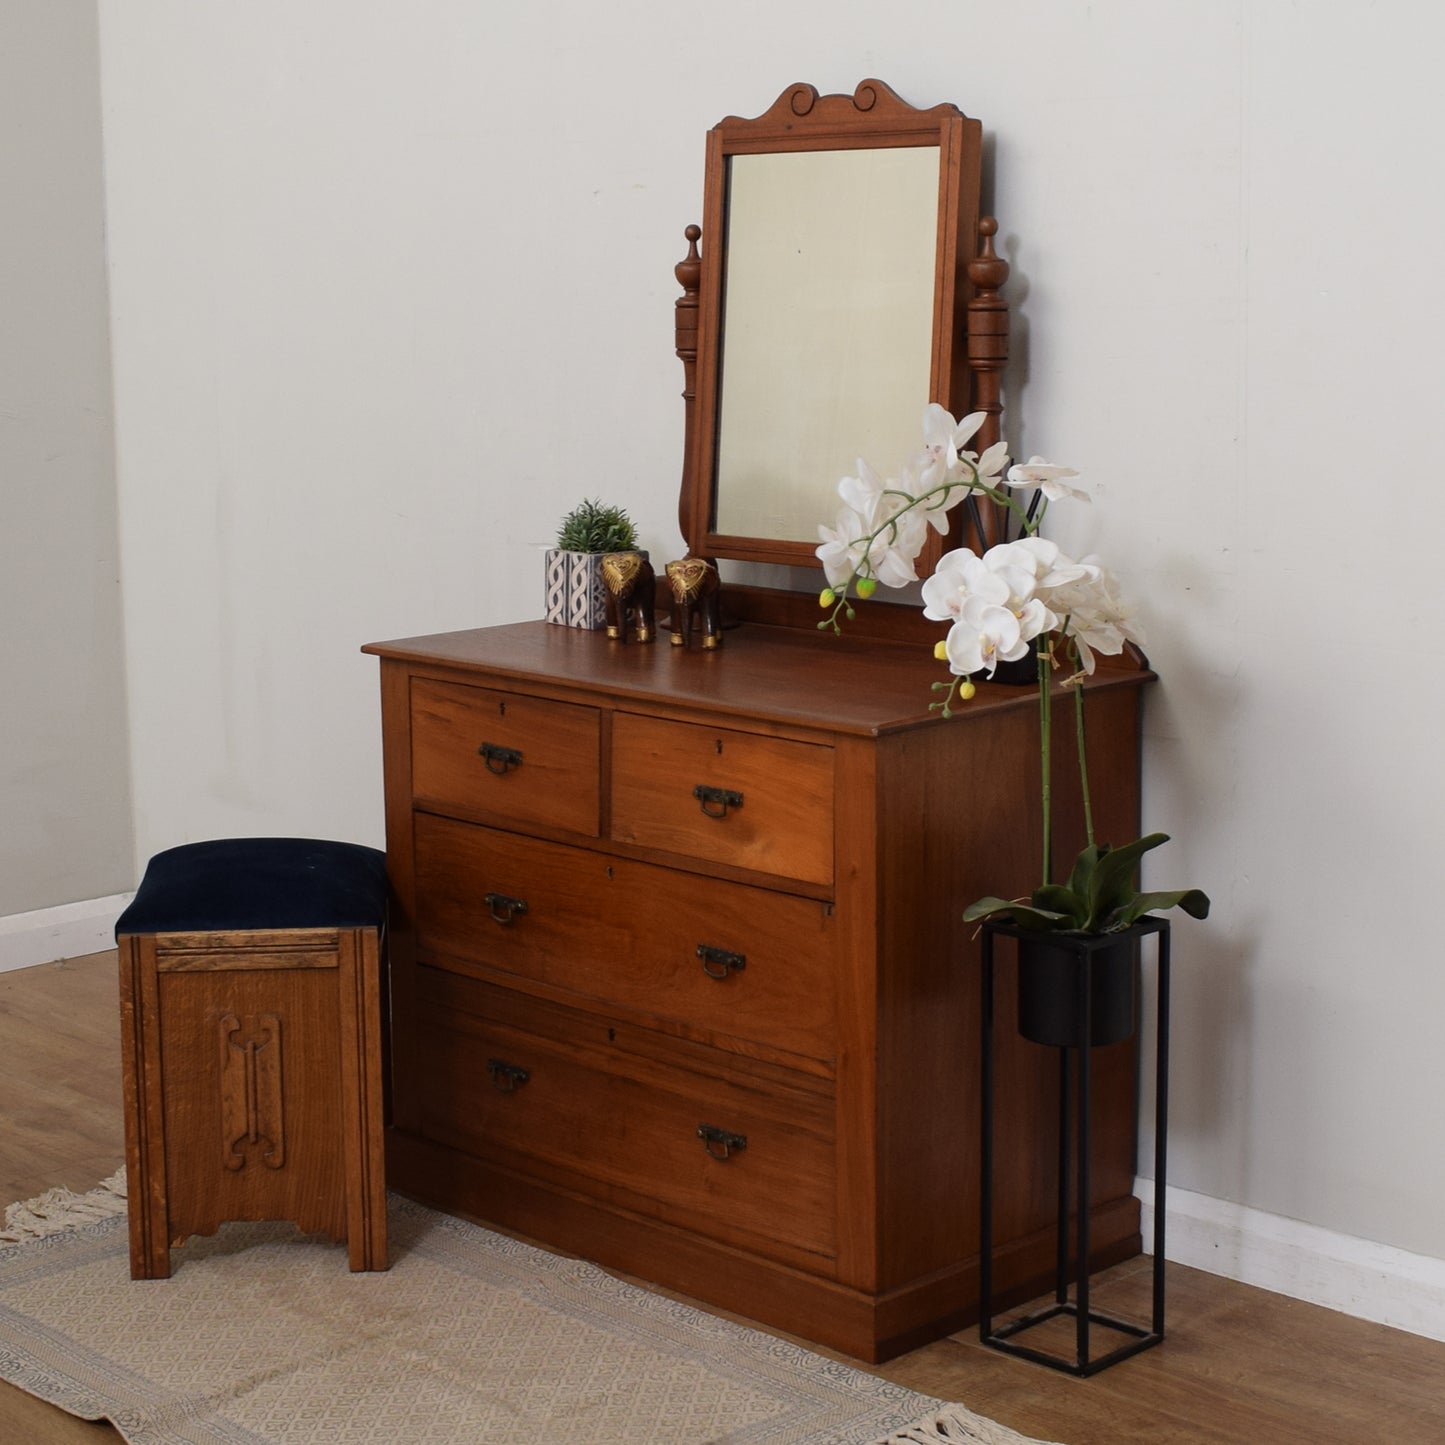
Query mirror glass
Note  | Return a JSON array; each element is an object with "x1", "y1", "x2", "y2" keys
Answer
[{"x1": 713, "y1": 148, "x2": 940, "y2": 544}]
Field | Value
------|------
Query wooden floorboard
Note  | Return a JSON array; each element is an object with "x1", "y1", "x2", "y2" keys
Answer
[{"x1": 3, "y1": 950, "x2": 1444, "y2": 1444}]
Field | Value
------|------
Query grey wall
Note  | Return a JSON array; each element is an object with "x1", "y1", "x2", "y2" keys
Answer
[{"x1": 0, "y1": 0, "x2": 132, "y2": 914}]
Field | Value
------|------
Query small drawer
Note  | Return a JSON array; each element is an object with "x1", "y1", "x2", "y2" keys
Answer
[
  {"x1": 410, "y1": 678, "x2": 600, "y2": 837},
  {"x1": 610, "y1": 713, "x2": 833, "y2": 885},
  {"x1": 413, "y1": 814, "x2": 836, "y2": 1069},
  {"x1": 412, "y1": 971, "x2": 837, "y2": 1266}
]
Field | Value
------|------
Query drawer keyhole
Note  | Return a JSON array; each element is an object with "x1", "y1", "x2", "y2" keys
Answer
[
  {"x1": 696, "y1": 944, "x2": 746, "y2": 980},
  {"x1": 697, "y1": 1124, "x2": 747, "y2": 1161},
  {"x1": 693, "y1": 784, "x2": 743, "y2": 819}
]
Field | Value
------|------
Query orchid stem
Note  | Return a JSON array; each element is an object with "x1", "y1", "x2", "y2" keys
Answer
[
  {"x1": 1038, "y1": 639, "x2": 1053, "y2": 886},
  {"x1": 1074, "y1": 669, "x2": 1095, "y2": 849}
]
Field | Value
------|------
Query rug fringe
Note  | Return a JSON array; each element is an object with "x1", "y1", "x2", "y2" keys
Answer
[
  {"x1": 876, "y1": 1403, "x2": 1063, "y2": 1445},
  {"x1": 1, "y1": 1167, "x2": 127, "y2": 1244}
]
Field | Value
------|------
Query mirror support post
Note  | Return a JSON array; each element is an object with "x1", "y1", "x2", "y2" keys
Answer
[
  {"x1": 675, "y1": 225, "x2": 703, "y2": 550},
  {"x1": 966, "y1": 217, "x2": 1011, "y2": 550}
]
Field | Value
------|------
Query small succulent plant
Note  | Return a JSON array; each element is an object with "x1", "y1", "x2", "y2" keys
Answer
[{"x1": 555, "y1": 499, "x2": 638, "y2": 554}]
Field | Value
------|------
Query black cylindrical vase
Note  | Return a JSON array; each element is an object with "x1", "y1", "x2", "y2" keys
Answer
[{"x1": 1016, "y1": 933, "x2": 1138, "y2": 1048}]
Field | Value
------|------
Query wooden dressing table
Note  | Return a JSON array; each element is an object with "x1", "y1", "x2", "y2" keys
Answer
[{"x1": 364, "y1": 81, "x2": 1149, "y2": 1362}]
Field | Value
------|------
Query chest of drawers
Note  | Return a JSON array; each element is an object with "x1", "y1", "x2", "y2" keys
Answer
[{"x1": 365, "y1": 618, "x2": 1147, "y2": 1361}]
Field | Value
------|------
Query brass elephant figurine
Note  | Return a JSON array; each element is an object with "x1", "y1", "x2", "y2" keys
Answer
[
  {"x1": 601, "y1": 551, "x2": 656, "y2": 643},
  {"x1": 665, "y1": 558, "x2": 723, "y2": 650}
]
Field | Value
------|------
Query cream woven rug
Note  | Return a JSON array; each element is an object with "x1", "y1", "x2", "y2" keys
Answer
[{"x1": 0, "y1": 1175, "x2": 1059, "y2": 1445}]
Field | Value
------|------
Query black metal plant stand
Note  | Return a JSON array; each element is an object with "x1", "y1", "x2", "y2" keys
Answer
[{"x1": 979, "y1": 916, "x2": 1171, "y2": 1376}]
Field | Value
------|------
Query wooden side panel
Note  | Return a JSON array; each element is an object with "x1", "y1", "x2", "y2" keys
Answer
[
  {"x1": 871, "y1": 684, "x2": 1142, "y2": 1296},
  {"x1": 155, "y1": 960, "x2": 348, "y2": 1245},
  {"x1": 119, "y1": 926, "x2": 387, "y2": 1277}
]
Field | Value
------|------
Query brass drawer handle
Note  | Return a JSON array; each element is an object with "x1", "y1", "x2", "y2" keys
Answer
[
  {"x1": 484, "y1": 891, "x2": 529, "y2": 924},
  {"x1": 696, "y1": 944, "x2": 746, "y2": 980},
  {"x1": 693, "y1": 784, "x2": 743, "y2": 819},
  {"x1": 697, "y1": 1124, "x2": 747, "y2": 1161},
  {"x1": 486, "y1": 1058, "x2": 530, "y2": 1093},
  {"x1": 478, "y1": 741, "x2": 523, "y2": 775}
]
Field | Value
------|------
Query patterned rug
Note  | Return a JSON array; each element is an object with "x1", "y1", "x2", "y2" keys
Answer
[{"x1": 0, "y1": 1176, "x2": 1059, "y2": 1445}]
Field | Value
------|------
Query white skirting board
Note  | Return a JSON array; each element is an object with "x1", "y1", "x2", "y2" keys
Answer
[
  {"x1": 1136, "y1": 1176, "x2": 1445, "y2": 1344},
  {"x1": 0, "y1": 894, "x2": 133, "y2": 975}
]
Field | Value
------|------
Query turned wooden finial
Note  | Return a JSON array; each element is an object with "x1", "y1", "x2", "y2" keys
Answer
[
  {"x1": 968, "y1": 216, "x2": 1009, "y2": 294},
  {"x1": 675, "y1": 225, "x2": 703, "y2": 545},
  {"x1": 675, "y1": 223, "x2": 702, "y2": 293}
]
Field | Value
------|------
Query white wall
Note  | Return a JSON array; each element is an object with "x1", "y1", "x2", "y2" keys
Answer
[
  {"x1": 92, "y1": 0, "x2": 1445, "y2": 1282},
  {"x1": 0, "y1": 0, "x2": 132, "y2": 919}
]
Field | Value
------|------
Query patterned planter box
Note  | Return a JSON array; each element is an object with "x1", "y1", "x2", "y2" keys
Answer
[{"x1": 544, "y1": 549, "x2": 609, "y2": 630}]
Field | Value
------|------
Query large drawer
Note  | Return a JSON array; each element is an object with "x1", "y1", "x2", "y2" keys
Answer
[
  {"x1": 610, "y1": 713, "x2": 834, "y2": 885},
  {"x1": 413, "y1": 814, "x2": 836, "y2": 1070},
  {"x1": 410, "y1": 678, "x2": 600, "y2": 836},
  {"x1": 411, "y1": 968, "x2": 837, "y2": 1268}
]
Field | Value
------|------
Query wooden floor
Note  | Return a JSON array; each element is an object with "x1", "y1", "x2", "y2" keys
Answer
[{"x1": 4, "y1": 953, "x2": 1444, "y2": 1444}]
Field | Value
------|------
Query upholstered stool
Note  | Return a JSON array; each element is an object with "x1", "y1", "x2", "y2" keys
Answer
[{"x1": 115, "y1": 838, "x2": 389, "y2": 1279}]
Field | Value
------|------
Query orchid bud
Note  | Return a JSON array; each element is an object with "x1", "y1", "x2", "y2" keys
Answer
[
  {"x1": 933, "y1": 640, "x2": 948, "y2": 662},
  {"x1": 856, "y1": 577, "x2": 877, "y2": 598},
  {"x1": 960, "y1": 680, "x2": 977, "y2": 701},
  {"x1": 819, "y1": 588, "x2": 836, "y2": 608}
]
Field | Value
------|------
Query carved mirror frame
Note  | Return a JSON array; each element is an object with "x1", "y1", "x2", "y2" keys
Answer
[{"x1": 677, "y1": 80, "x2": 995, "y2": 595}]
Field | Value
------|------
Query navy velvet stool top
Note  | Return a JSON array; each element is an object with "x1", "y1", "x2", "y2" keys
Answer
[{"x1": 115, "y1": 838, "x2": 388, "y2": 936}]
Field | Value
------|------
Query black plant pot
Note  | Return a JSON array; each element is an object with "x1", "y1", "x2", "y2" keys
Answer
[{"x1": 1016, "y1": 932, "x2": 1139, "y2": 1048}]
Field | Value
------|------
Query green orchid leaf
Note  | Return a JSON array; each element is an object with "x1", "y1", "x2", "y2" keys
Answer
[
  {"x1": 962, "y1": 897, "x2": 1074, "y2": 931},
  {"x1": 1066, "y1": 843, "x2": 1107, "y2": 898},
  {"x1": 1032, "y1": 884, "x2": 1089, "y2": 925},
  {"x1": 1084, "y1": 832, "x2": 1171, "y2": 928},
  {"x1": 1109, "y1": 888, "x2": 1212, "y2": 929},
  {"x1": 962, "y1": 896, "x2": 1020, "y2": 923}
]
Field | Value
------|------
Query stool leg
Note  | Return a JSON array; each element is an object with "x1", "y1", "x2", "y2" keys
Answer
[
  {"x1": 339, "y1": 926, "x2": 389, "y2": 1271},
  {"x1": 118, "y1": 935, "x2": 171, "y2": 1279}
]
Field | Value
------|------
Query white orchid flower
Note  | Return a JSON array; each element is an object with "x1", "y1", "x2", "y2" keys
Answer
[
  {"x1": 837, "y1": 458, "x2": 888, "y2": 526},
  {"x1": 1050, "y1": 562, "x2": 1145, "y2": 672},
  {"x1": 816, "y1": 505, "x2": 871, "y2": 589},
  {"x1": 972, "y1": 438, "x2": 1011, "y2": 483},
  {"x1": 868, "y1": 501, "x2": 926, "y2": 587},
  {"x1": 816, "y1": 491, "x2": 927, "y2": 591},
  {"x1": 923, "y1": 542, "x2": 1061, "y2": 648},
  {"x1": 921, "y1": 547, "x2": 1004, "y2": 622},
  {"x1": 893, "y1": 458, "x2": 955, "y2": 535},
  {"x1": 943, "y1": 594, "x2": 1031, "y2": 677},
  {"x1": 1007, "y1": 455, "x2": 1090, "y2": 504},
  {"x1": 918, "y1": 403, "x2": 988, "y2": 491},
  {"x1": 986, "y1": 536, "x2": 1093, "y2": 593}
]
